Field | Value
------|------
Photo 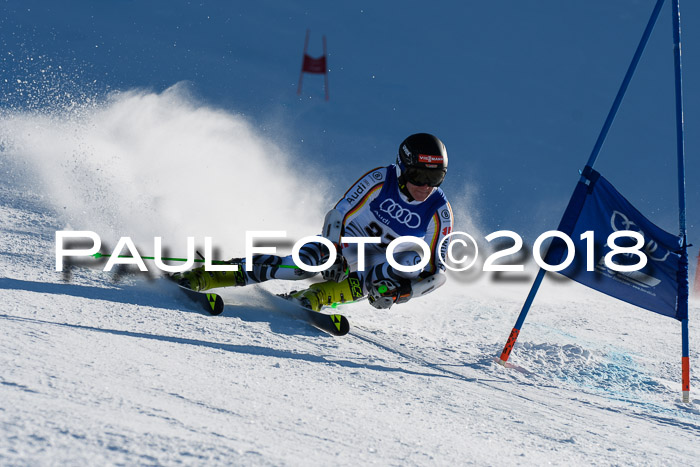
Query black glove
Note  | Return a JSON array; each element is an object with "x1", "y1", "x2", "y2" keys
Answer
[
  {"x1": 322, "y1": 252, "x2": 349, "y2": 283},
  {"x1": 367, "y1": 278, "x2": 412, "y2": 310}
]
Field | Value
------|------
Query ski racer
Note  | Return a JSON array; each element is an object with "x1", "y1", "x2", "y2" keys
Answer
[{"x1": 177, "y1": 133, "x2": 454, "y2": 311}]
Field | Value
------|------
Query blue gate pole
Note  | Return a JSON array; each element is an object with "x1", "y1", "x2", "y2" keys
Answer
[
  {"x1": 498, "y1": 268, "x2": 546, "y2": 363},
  {"x1": 671, "y1": 0, "x2": 690, "y2": 403},
  {"x1": 585, "y1": 0, "x2": 666, "y2": 170},
  {"x1": 499, "y1": 0, "x2": 667, "y2": 364}
]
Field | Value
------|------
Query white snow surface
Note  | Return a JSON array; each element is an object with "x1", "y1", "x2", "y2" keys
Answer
[{"x1": 1, "y1": 93, "x2": 700, "y2": 465}]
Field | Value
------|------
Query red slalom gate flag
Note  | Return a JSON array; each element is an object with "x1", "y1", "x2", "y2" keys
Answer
[
  {"x1": 297, "y1": 29, "x2": 329, "y2": 100},
  {"x1": 302, "y1": 54, "x2": 326, "y2": 74}
]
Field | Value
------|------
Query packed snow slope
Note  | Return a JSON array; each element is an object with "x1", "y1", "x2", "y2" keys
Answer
[{"x1": 1, "y1": 93, "x2": 700, "y2": 465}]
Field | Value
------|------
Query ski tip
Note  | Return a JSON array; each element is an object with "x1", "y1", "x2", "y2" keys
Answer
[
  {"x1": 169, "y1": 276, "x2": 225, "y2": 316},
  {"x1": 330, "y1": 313, "x2": 350, "y2": 336},
  {"x1": 207, "y1": 293, "x2": 225, "y2": 316}
]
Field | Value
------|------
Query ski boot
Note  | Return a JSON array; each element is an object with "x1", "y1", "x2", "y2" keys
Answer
[
  {"x1": 291, "y1": 276, "x2": 365, "y2": 312},
  {"x1": 174, "y1": 264, "x2": 246, "y2": 292}
]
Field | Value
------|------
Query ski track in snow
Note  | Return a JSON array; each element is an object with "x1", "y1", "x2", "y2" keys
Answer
[{"x1": 1, "y1": 103, "x2": 700, "y2": 465}]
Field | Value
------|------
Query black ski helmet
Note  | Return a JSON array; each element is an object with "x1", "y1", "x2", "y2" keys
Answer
[{"x1": 396, "y1": 133, "x2": 448, "y2": 187}]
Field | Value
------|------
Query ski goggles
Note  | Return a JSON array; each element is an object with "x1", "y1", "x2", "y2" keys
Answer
[{"x1": 404, "y1": 166, "x2": 447, "y2": 187}]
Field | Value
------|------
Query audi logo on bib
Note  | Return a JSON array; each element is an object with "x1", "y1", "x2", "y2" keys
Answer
[{"x1": 379, "y1": 199, "x2": 421, "y2": 228}]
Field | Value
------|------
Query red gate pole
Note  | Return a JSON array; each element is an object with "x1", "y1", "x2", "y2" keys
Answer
[
  {"x1": 323, "y1": 35, "x2": 329, "y2": 100},
  {"x1": 297, "y1": 29, "x2": 310, "y2": 96}
]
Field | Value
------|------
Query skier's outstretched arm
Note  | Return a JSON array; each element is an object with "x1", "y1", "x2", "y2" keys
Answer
[{"x1": 366, "y1": 201, "x2": 454, "y2": 309}]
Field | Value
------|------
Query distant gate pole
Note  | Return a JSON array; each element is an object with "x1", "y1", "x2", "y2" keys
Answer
[{"x1": 297, "y1": 29, "x2": 329, "y2": 100}]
